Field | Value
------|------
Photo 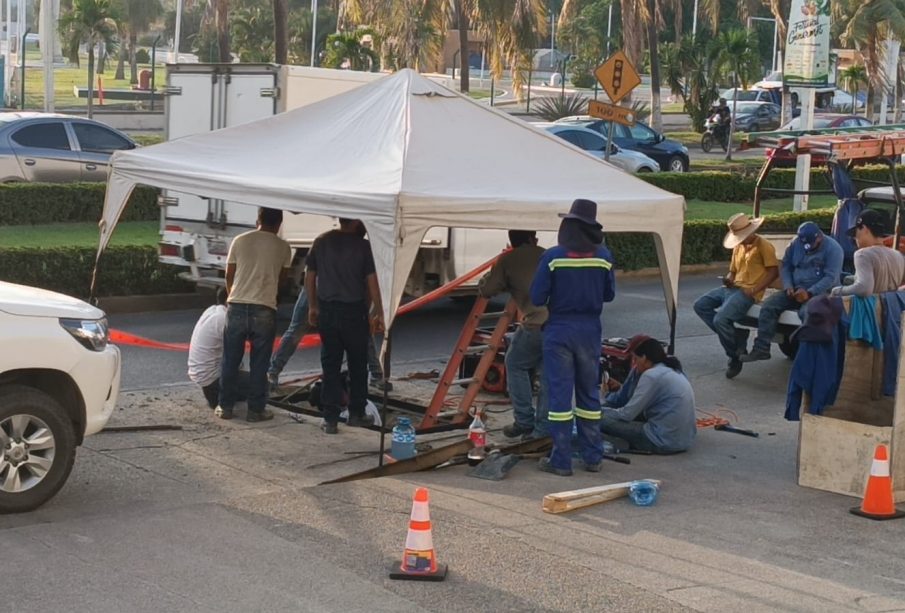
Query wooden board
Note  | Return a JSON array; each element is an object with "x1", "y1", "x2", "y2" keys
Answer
[
  {"x1": 319, "y1": 439, "x2": 473, "y2": 484},
  {"x1": 798, "y1": 414, "x2": 894, "y2": 500},
  {"x1": 543, "y1": 480, "x2": 662, "y2": 514}
]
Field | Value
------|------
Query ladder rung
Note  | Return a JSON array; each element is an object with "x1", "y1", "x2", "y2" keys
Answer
[
  {"x1": 478, "y1": 311, "x2": 506, "y2": 320},
  {"x1": 451, "y1": 377, "x2": 477, "y2": 386},
  {"x1": 462, "y1": 344, "x2": 492, "y2": 355}
]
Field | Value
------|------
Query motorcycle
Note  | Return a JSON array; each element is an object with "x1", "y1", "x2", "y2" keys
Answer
[{"x1": 701, "y1": 112, "x2": 730, "y2": 153}]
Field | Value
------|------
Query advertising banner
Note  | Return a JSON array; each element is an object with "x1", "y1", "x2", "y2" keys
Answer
[{"x1": 783, "y1": 0, "x2": 831, "y2": 87}]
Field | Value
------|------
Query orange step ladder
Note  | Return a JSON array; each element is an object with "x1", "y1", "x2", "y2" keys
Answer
[{"x1": 418, "y1": 297, "x2": 518, "y2": 430}]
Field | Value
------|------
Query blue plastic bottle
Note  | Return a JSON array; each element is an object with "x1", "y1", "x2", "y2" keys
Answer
[
  {"x1": 391, "y1": 417, "x2": 416, "y2": 460},
  {"x1": 628, "y1": 480, "x2": 660, "y2": 507}
]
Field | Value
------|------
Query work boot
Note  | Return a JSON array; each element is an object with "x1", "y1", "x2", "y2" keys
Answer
[
  {"x1": 538, "y1": 457, "x2": 573, "y2": 477},
  {"x1": 503, "y1": 423, "x2": 532, "y2": 438},
  {"x1": 320, "y1": 421, "x2": 339, "y2": 435},
  {"x1": 246, "y1": 408, "x2": 275, "y2": 423},
  {"x1": 370, "y1": 378, "x2": 393, "y2": 392},
  {"x1": 725, "y1": 358, "x2": 743, "y2": 380},
  {"x1": 740, "y1": 347, "x2": 771, "y2": 363},
  {"x1": 346, "y1": 413, "x2": 375, "y2": 428},
  {"x1": 214, "y1": 406, "x2": 234, "y2": 420},
  {"x1": 583, "y1": 460, "x2": 603, "y2": 473}
]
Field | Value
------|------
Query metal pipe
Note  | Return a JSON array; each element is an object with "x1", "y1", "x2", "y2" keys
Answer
[
  {"x1": 692, "y1": 0, "x2": 698, "y2": 38},
  {"x1": 20, "y1": 27, "x2": 28, "y2": 109},
  {"x1": 310, "y1": 0, "x2": 318, "y2": 67},
  {"x1": 377, "y1": 332, "x2": 392, "y2": 467}
]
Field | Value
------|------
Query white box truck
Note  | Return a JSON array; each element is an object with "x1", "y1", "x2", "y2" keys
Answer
[{"x1": 157, "y1": 64, "x2": 545, "y2": 298}]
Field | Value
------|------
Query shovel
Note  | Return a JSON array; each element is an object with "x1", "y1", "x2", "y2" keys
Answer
[{"x1": 468, "y1": 452, "x2": 522, "y2": 481}]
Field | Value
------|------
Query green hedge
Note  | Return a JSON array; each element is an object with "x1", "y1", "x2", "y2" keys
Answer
[
  {"x1": 609, "y1": 208, "x2": 836, "y2": 271},
  {"x1": 0, "y1": 246, "x2": 192, "y2": 298},
  {"x1": 0, "y1": 183, "x2": 159, "y2": 225},
  {"x1": 639, "y1": 164, "x2": 905, "y2": 202}
]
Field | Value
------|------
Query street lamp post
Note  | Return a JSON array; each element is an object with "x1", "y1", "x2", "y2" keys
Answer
[
  {"x1": 173, "y1": 0, "x2": 183, "y2": 63},
  {"x1": 150, "y1": 34, "x2": 161, "y2": 111},
  {"x1": 748, "y1": 17, "x2": 779, "y2": 73},
  {"x1": 692, "y1": 0, "x2": 698, "y2": 38}
]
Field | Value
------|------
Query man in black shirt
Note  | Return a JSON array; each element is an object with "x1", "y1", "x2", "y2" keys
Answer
[{"x1": 307, "y1": 218, "x2": 385, "y2": 434}]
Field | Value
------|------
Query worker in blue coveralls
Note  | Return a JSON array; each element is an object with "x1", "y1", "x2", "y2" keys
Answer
[{"x1": 530, "y1": 199, "x2": 616, "y2": 476}]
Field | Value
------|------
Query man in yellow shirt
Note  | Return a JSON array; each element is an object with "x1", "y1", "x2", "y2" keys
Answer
[{"x1": 693, "y1": 214, "x2": 779, "y2": 379}]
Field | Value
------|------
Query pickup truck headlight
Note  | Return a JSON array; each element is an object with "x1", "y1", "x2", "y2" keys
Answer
[{"x1": 60, "y1": 317, "x2": 109, "y2": 351}]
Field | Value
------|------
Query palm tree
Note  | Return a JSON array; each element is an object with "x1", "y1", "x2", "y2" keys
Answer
[
  {"x1": 714, "y1": 28, "x2": 760, "y2": 160},
  {"x1": 645, "y1": 0, "x2": 662, "y2": 130},
  {"x1": 215, "y1": 0, "x2": 230, "y2": 62},
  {"x1": 383, "y1": 0, "x2": 446, "y2": 70},
  {"x1": 837, "y1": 0, "x2": 905, "y2": 120},
  {"x1": 113, "y1": 0, "x2": 163, "y2": 84},
  {"x1": 323, "y1": 29, "x2": 379, "y2": 70},
  {"x1": 840, "y1": 63, "x2": 868, "y2": 115},
  {"x1": 59, "y1": 0, "x2": 119, "y2": 119},
  {"x1": 469, "y1": 0, "x2": 547, "y2": 100}
]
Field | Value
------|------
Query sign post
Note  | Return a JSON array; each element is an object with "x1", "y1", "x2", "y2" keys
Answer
[
  {"x1": 784, "y1": 0, "x2": 831, "y2": 212},
  {"x1": 593, "y1": 51, "x2": 641, "y2": 162}
]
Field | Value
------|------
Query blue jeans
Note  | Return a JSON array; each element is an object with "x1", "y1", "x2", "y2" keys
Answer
[
  {"x1": 219, "y1": 304, "x2": 276, "y2": 413},
  {"x1": 505, "y1": 325, "x2": 548, "y2": 436},
  {"x1": 693, "y1": 286, "x2": 754, "y2": 359},
  {"x1": 543, "y1": 318, "x2": 604, "y2": 472},
  {"x1": 318, "y1": 301, "x2": 369, "y2": 425},
  {"x1": 600, "y1": 416, "x2": 683, "y2": 455},
  {"x1": 270, "y1": 289, "x2": 383, "y2": 379},
  {"x1": 753, "y1": 291, "x2": 807, "y2": 353}
]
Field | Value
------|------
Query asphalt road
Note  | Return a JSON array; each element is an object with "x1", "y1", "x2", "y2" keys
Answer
[
  {"x1": 7, "y1": 272, "x2": 905, "y2": 611},
  {"x1": 111, "y1": 273, "x2": 706, "y2": 391}
]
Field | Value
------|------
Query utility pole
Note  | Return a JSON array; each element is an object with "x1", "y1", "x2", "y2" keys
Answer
[
  {"x1": 310, "y1": 0, "x2": 318, "y2": 66},
  {"x1": 692, "y1": 0, "x2": 698, "y2": 38}
]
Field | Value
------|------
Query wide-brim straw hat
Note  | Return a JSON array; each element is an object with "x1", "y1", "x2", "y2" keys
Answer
[{"x1": 723, "y1": 213, "x2": 764, "y2": 249}]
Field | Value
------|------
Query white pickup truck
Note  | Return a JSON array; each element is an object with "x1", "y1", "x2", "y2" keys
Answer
[{"x1": 0, "y1": 281, "x2": 121, "y2": 513}]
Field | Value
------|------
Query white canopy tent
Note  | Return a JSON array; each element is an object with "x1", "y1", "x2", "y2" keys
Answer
[{"x1": 99, "y1": 69, "x2": 685, "y2": 331}]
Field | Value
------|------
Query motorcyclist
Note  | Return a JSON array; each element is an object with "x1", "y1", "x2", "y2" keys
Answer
[{"x1": 712, "y1": 98, "x2": 731, "y2": 141}]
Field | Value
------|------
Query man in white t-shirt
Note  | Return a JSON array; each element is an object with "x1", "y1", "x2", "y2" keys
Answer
[
  {"x1": 216, "y1": 207, "x2": 292, "y2": 422},
  {"x1": 188, "y1": 289, "x2": 248, "y2": 408}
]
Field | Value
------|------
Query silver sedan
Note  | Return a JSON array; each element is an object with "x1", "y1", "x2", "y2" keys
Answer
[
  {"x1": 0, "y1": 112, "x2": 137, "y2": 183},
  {"x1": 540, "y1": 123, "x2": 660, "y2": 173}
]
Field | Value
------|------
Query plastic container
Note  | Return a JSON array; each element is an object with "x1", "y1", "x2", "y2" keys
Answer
[
  {"x1": 628, "y1": 480, "x2": 660, "y2": 507},
  {"x1": 467, "y1": 410, "x2": 487, "y2": 466},
  {"x1": 390, "y1": 417, "x2": 416, "y2": 460}
]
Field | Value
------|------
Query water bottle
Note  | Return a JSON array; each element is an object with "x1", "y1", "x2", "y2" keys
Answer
[
  {"x1": 628, "y1": 480, "x2": 660, "y2": 507},
  {"x1": 467, "y1": 410, "x2": 487, "y2": 466},
  {"x1": 391, "y1": 417, "x2": 416, "y2": 460}
]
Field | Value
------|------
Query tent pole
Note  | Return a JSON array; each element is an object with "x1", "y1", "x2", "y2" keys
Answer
[
  {"x1": 668, "y1": 303, "x2": 677, "y2": 356},
  {"x1": 377, "y1": 329, "x2": 392, "y2": 466}
]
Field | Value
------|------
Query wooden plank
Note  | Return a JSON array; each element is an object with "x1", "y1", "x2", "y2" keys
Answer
[
  {"x1": 543, "y1": 480, "x2": 662, "y2": 514},
  {"x1": 319, "y1": 439, "x2": 473, "y2": 485}
]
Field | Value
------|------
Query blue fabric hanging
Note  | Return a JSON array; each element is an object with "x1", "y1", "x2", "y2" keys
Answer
[
  {"x1": 849, "y1": 295, "x2": 883, "y2": 350},
  {"x1": 830, "y1": 165, "x2": 862, "y2": 275},
  {"x1": 880, "y1": 291, "x2": 905, "y2": 396}
]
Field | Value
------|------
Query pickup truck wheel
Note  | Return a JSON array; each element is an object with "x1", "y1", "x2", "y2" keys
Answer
[
  {"x1": 778, "y1": 338, "x2": 799, "y2": 359},
  {"x1": 0, "y1": 386, "x2": 76, "y2": 514}
]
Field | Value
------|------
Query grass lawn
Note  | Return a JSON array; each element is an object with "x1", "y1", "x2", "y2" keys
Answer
[
  {"x1": 20, "y1": 42, "x2": 166, "y2": 109},
  {"x1": 0, "y1": 221, "x2": 158, "y2": 248},
  {"x1": 690, "y1": 158, "x2": 765, "y2": 172},
  {"x1": 665, "y1": 131, "x2": 746, "y2": 147},
  {"x1": 685, "y1": 194, "x2": 837, "y2": 220},
  {"x1": 467, "y1": 89, "x2": 491, "y2": 100}
]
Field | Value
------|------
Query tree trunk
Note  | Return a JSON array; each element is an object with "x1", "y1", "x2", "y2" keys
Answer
[
  {"x1": 216, "y1": 0, "x2": 230, "y2": 63},
  {"x1": 97, "y1": 42, "x2": 106, "y2": 74},
  {"x1": 87, "y1": 45, "x2": 95, "y2": 119},
  {"x1": 456, "y1": 0, "x2": 469, "y2": 93},
  {"x1": 273, "y1": 0, "x2": 288, "y2": 64},
  {"x1": 115, "y1": 37, "x2": 126, "y2": 80},
  {"x1": 896, "y1": 64, "x2": 904, "y2": 124},
  {"x1": 646, "y1": 0, "x2": 662, "y2": 131},
  {"x1": 129, "y1": 32, "x2": 138, "y2": 84}
]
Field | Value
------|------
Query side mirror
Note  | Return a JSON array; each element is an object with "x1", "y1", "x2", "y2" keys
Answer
[{"x1": 609, "y1": 143, "x2": 619, "y2": 154}]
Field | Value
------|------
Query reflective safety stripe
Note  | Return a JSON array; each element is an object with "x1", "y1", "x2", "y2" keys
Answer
[
  {"x1": 547, "y1": 410, "x2": 574, "y2": 422},
  {"x1": 574, "y1": 408, "x2": 601, "y2": 420},
  {"x1": 548, "y1": 257, "x2": 613, "y2": 271}
]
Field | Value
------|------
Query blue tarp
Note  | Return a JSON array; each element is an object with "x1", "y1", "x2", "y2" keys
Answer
[{"x1": 830, "y1": 164, "x2": 862, "y2": 274}]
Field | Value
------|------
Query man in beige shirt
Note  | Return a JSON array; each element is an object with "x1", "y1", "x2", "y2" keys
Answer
[
  {"x1": 479, "y1": 230, "x2": 549, "y2": 440},
  {"x1": 216, "y1": 207, "x2": 292, "y2": 422}
]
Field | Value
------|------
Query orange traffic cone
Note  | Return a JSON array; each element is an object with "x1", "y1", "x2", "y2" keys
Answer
[
  {"x1": 389, "y1": 487, "x2": 448, "y2": 581},
  {"x1": 850, "y1": 444, "x2": 905, "y2": 521}
]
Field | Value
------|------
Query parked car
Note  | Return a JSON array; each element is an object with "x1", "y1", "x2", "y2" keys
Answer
[
  {"x1": 0, "y1": 113, "x2": 137, "y2": 183},
  {"x1": 0, "y1": 281, "x2": 121, "y2": 513},
  {"x1": 720, "y1": 87, "x2": 779, "y2": 105},
  {"x1": 555, "y1": 117, "x2": 689, "y2": 172},
  {"x1": 779, "y1": 114, "x2": 874, "y2": 131},
  {"x1": 730, "y1": 101, "x2": 782, "y2": 132},
  {"x1": 540, "y1": 124, "x2": 660, "y2": 173}
]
